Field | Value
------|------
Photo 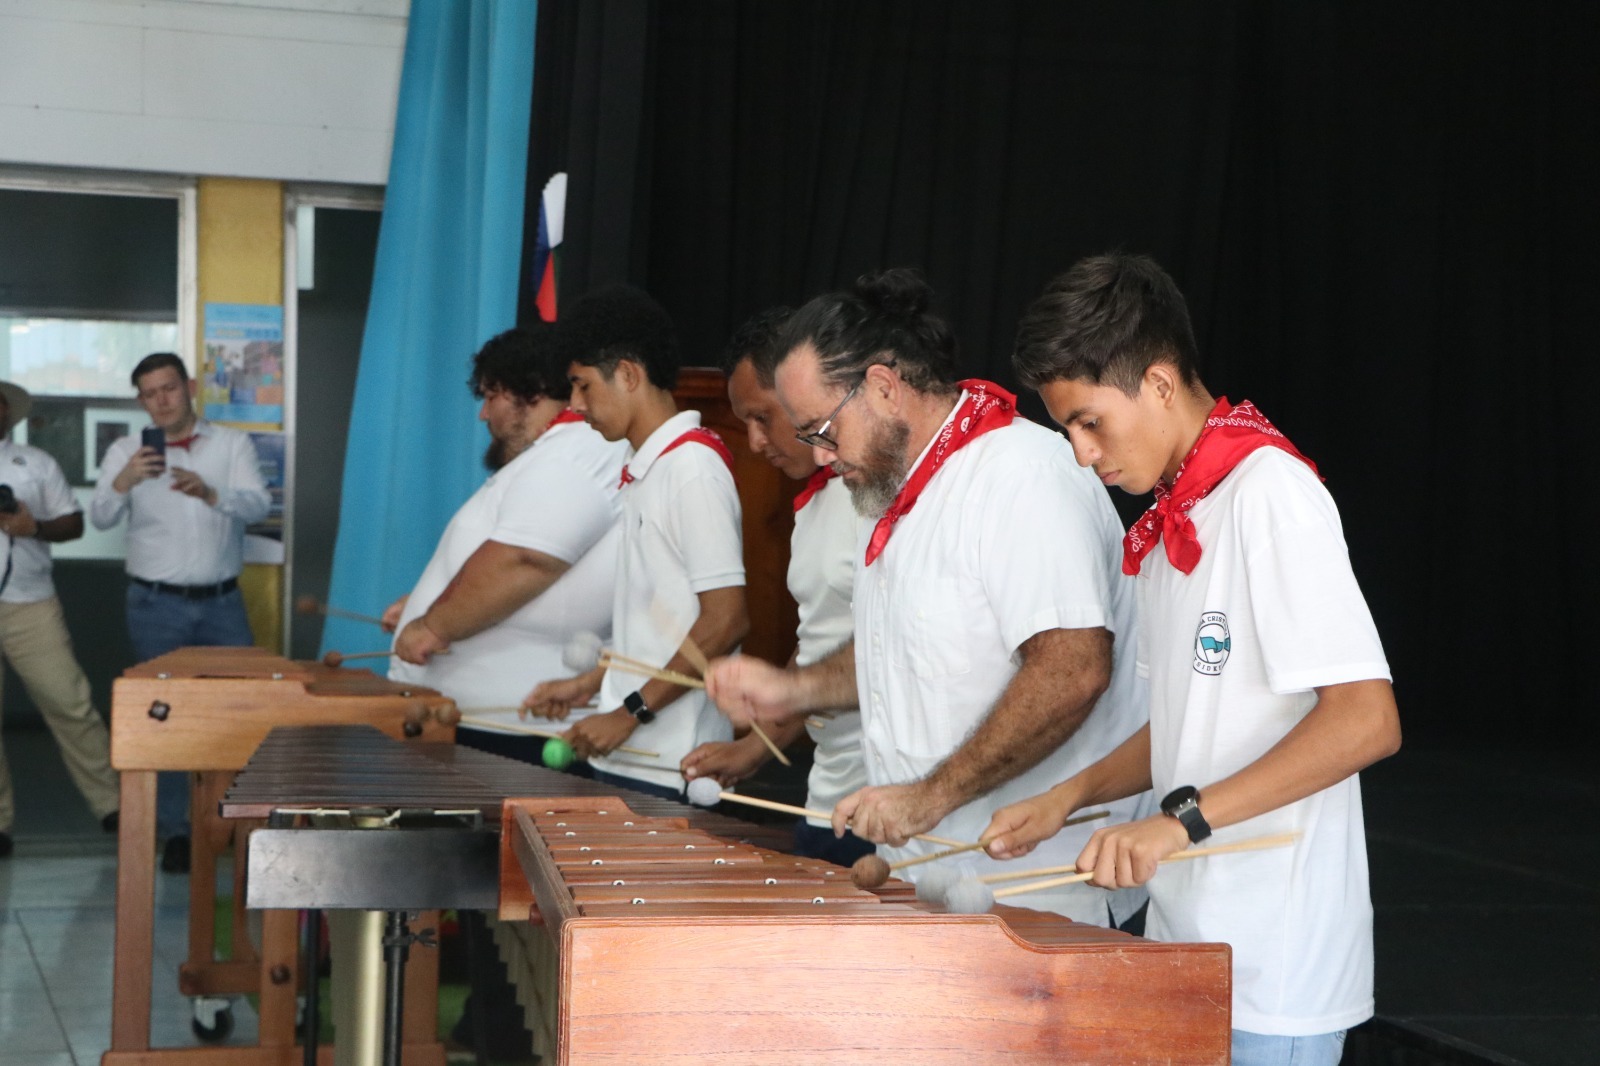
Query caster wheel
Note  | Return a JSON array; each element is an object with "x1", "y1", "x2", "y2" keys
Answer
[{"x1": 191, "y1": 1001, "x2": 234, "y2": 1043}]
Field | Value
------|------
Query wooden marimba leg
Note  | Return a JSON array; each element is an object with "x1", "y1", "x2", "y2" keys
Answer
[
  {"x1": 111, "y1": 769, "x2": 156, "y2": 1051},
  {"x1": 256, "y1": 908, "x2": 299, "y2": 1049}
]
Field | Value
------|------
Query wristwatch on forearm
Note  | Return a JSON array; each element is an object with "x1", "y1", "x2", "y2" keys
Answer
[
  {"x1": 623, "y1": 690, "x2": 654, "y2": 725},
  {"x1": 1160, "y1": 785, "x2": 1212, "y2": 844}
]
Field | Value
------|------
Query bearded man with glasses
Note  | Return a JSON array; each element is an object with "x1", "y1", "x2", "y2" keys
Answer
[{"x1": 706, "y1": 268, "x2": 1155, "y2": 931}]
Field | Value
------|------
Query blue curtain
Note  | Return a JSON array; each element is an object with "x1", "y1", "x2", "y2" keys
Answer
[{"x1": 322, "y1": 1, "x2": 536, "y2": 656}]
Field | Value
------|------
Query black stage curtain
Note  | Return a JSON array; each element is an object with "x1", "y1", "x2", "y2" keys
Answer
[{"x1": 524, "y1": 1, "x2": 1599, "y2": 750}]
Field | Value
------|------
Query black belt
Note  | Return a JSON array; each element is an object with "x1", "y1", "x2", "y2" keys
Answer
[{"x1": 132, "y1": 576, "x2": 239, "y2": 600}]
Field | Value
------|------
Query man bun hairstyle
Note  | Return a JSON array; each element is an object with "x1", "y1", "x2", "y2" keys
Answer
[
  {"x1": 779, "y1": 267, "x2": 960, "y2": 395},
  {"x1": 560, "y1": 284, "x2": 680, "y2": 390},
  {"x1": 131, "y1": 352, "x2": 188, "y2": 387},
  {"x1": 470, "y1": 324, "x2": 569, "y2": 403},
  {"x1": 1013, "y1": 253, "x2": 1201, "y2": 395},
  {"x1": 720, "y1": 306, "x2": 793, "y2": 386}
]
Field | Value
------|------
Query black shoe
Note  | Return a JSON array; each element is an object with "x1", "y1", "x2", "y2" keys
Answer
[
  {"x1": 0, "y1": 831, "x2": 12, "y2": 859},
  {"x1": 102, "y1": 811, "x2": 120, "y2": 833},
  {"x1": 161, "y1": 835, "x2": 191, "y2": 874}
]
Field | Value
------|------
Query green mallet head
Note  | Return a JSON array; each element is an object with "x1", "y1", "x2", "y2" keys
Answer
[{"x1": 542, "y1": 737, "x2": 576, "y2": 770}]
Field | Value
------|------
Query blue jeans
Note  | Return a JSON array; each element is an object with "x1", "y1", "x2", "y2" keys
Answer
[
  {"x1": 126, "y1": 583, "x2": 256, "y2": 838},
  {"x1": 1232, "y1": 1029, "x2": 1347, "y2": 1066}
]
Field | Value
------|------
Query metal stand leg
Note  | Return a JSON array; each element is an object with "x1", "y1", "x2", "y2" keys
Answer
[
  {"x1": 380, "y1": 912, "x2": 437, "y2": 1066},
  {"x1": 301, "y1": 909, "x2": 321, "y2": 1066}
]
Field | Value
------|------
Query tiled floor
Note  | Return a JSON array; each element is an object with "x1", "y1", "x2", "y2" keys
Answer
[
  {"x1": 3, "y1": 725, "x2": 1595, "y2": 1065},
  {"x1": 0, "y1": 731, "x2": 259, "y2": 1066}
]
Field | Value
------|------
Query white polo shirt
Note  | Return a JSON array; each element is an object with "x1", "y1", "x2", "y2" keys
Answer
[
  {"x1": 90, "y1": 420, "x2": 269, "y2": 584},
  {"x1": 854, "y1": 399, "x2": 1153, "y2": 925},
  {"x1": 590, "y1": 411, "x2": 745, "y2": 791},
  {"x1": 1138, "y1": 446, "x2": 1390, "y2": 1036},
  {"x1": 0, "y1": 441, "x2": 80, "y2": 605},
  {"x1": 788, "y1": 474, "x2": 866, "y2": 825},
  {"x1": 390, "y1": 419, "x2": 626, "y2": 726}
]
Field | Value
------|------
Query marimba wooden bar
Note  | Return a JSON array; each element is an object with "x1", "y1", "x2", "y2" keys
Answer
[
  {"x1": 106, "y1": 649, "x2": 456, "y2": 1066},
  {"x1": 500, "y1": 797, "x2": 1233, "y2": 1064}
]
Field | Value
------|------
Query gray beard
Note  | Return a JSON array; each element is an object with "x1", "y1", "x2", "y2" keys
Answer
[{"x1": 846, "y1": 417, "x2": 911, "y2": 518}]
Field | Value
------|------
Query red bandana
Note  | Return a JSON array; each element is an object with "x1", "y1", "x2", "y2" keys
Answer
[
  {"x1": 1123, "y1": 398, "x2": 1319, "y2": 577},
  {"x1": 792, "y1": 467, "x2": 838, "y2": 512},
  {"x1": 166, "y1": 433, "x2": 200, "y2": 450},
  {"x1": 619, "y1": 426, "x2": 735, "y2": 489},
  {"x1": 863, "y1": 380, "x2": 1016, "y2": 566},
  {"x1": 548, "y1": 408, "x2": 586, "y2": 428}
]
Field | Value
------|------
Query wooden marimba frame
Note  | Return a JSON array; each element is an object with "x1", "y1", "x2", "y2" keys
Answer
[
  {"x1": 499, "y1": 796, "x2": 1235, "y2": 1065},
  {"x1": 106, "y1": 648, "x2": 456, "y2": 1066}
]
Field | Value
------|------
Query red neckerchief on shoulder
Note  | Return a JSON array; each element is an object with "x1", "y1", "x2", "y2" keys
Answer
[
  {"x1": 863, "y1": 380, "x2": 1016, "y2": 566},
  {"x1": 1123, "y1": 397, "x2": 1319, "y2": 577},
  {"x1": 548, "y1": 408, "x2": 586, "y2": 428},
  {"x1": 619, "y1": 426, "x2": 735, "y2": 489},
  {"x1": 166, "y1": 430, "x2": 202, "y2": 450},
  {"x1": 792, "y1": 467, "x2": 838, "y2": 512}
]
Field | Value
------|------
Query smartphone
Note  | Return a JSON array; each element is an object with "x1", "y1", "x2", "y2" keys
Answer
[{"x1": 140, "y1": 426, "x2": 167, "y2": 471}]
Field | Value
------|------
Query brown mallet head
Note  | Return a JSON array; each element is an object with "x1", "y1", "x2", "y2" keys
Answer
[
  {"x1": 402, "y1": 700, "x2": 429, "y2": 737},
  {"x1": 850, "y1": 854, "x2": 892, "y2": 890},
  {"x1": 322, "y1": 650, "x2": 344, "y2": 668},
  {"x1": 294, "y1": 594, "x2": 321, "y2": 616}
]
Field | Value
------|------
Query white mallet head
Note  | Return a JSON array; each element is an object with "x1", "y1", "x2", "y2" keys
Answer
[
  {"x1": 685, "y1": 776, "x2": 722, "y2": 808},
  {"x1": 915, "y1": 864, "x2": 964, "y2": 906},
  {"x1": 943, "y1": 875, "x2": 996, "y2": 915},
  {"x1": 562, "y1": 631, "x2": 604, "y2": 672}
]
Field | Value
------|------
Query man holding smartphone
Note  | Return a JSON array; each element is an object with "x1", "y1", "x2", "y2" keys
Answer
[{"x1": 90, "y1": 352, "x2": 270, "y2": 872}]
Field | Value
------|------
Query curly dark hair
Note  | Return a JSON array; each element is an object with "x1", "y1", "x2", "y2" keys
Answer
[
  {"x1": 469, "y1": 324, "x2": 570, "y2": 403},
  {"x1": 559, "y1": 284, "x2": 679, "y2": 390},
  {"x1": 1013, "y1": 253, "x2": 1201, "y2": 395},
  {"x1": 777, "y1": 268, "x2": 959, "y2": 396},
  {"x1": 719, "y1": 306, "x2": 794, "y2": 386}
]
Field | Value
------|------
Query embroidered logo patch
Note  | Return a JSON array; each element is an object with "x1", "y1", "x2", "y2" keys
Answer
[{"x1": 1192, "y1": 611, "x2": 1230, "y2": 676}]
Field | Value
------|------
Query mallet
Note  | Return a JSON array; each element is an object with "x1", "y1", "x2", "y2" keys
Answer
[
  {"x1": 941, "y1": 831, "x2": 1301, "y2": 914},
  {"x1": 439, "y1": 705, "x2": 659, "y2": 760},
  {"x1": 295, "y1": 594, "x2": 388, "y2": 629},
  {"x1": 851, "y1": 810, "x2": 1112, "y2": 889},
  {"x1": 684, "y1": 777, "x2": 966, "y2": 849}
]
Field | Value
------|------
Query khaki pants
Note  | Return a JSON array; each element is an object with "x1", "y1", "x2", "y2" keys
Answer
[{"x1": 0, "y1": 596, "x2": 119, "y2": 831}]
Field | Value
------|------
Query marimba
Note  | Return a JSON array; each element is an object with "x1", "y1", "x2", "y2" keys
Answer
[
  {"x1": 106, "y1": 648, "x2": 456, "y2": 1066},
  {"x1": 500, "y1": 798, "x2": 1233, "y2": 1065}
]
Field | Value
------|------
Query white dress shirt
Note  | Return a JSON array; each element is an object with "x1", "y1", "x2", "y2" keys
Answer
[
  {"x1": 90, "y1": 419, "x2": 270, "y2": 584},
  {"x1": 389, "y1": 420, "x2": 626, "y2": 724},
  {"x1": 788, "y1": 474, "x2": 867, "y2": 824},
  {"x1": 0, "y1": 440, "x2": 80, "y2": 605},
  {"x1": 590, "y1": 410, "x2": 745, "y2": 791},
  {"x1": 852, "y1": 396, "x2": 1153, "y2": 925}
]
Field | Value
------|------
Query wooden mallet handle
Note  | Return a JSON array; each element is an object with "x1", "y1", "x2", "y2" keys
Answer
[
  {"x1": 705, "y1": 789, "x2": 964, "y2": 848},
  {"x1": 296, "y1": 595, "x2": 388, "y2": 629},
  {"x1": 454, "y1": 712, "x2": 658, "y2": 759},
  {"x1": 991, "y1": 831, "x2": 1301, "y2": 898}
]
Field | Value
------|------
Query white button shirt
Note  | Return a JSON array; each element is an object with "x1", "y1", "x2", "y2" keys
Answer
[
  {"x1": 590, "y1": 411, "x2": 745, "y2": 791},
  {"x1": 0, "y1": 441, "x2": 81, "y2": 605},
  {"x1": 390, "y1": 420, "x2": 627, "y2": 724},
  {"x1": 853, "y1": 397, "x2": 1154, "y2": 925},
  {"x1": 90, "y1": 420, "x2": 270, "y2": 584},
  {"x1": 788, "y1": 473, "x2": 867, "y2": 825}
]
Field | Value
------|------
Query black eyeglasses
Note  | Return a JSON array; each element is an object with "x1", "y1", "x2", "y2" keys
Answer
[{"x1": 795, "y1": 360, "x2": 895, "y2": 450}]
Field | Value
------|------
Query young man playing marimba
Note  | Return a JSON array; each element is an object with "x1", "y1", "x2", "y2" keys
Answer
[
  {"x1": 680, "y1": 307, "x2": 874, "y2": 867},
  {"x1": 985, "y1": 253, "x2": 1402, "y2": 1065},
  {"x1": 523, "y1": 286, "x2": 748, "y2": 799}
]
